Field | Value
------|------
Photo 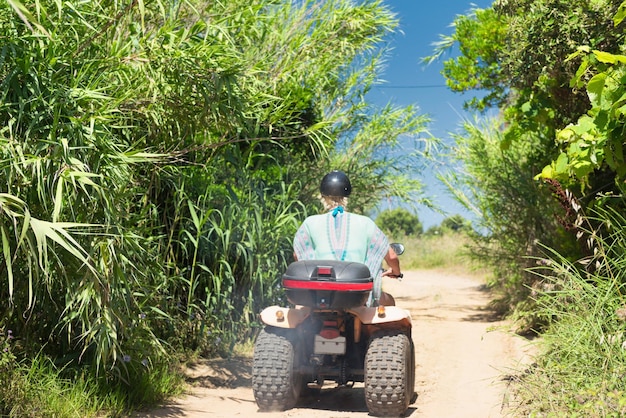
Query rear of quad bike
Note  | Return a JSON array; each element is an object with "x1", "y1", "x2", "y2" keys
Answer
[
  {"x1": 252, "y1": 259, "x2": 415, "y2": 416},
  {"x1": 252, "y1": 323, "x2": 415, "y2": 416}
]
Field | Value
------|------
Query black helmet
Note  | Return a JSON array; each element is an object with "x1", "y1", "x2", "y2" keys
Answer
[{"x1": 320, "y1": 170, "x2": 351, "y2": 197}]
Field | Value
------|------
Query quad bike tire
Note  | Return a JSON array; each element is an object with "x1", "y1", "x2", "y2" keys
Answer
[
  {"x1": 364, "y1": 330, "x2": 415, "y2": 417},
  {"x1": 252, "y1": 326, "x2": 302, "y2": 411}
]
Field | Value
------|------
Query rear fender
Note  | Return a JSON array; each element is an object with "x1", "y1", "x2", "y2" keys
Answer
[
  {"x1": 259, "y1": 305, "x2": 311, "y2": 329},
  {"x1": 349, "y1": 306, "x2": 412, "y2": 330}
]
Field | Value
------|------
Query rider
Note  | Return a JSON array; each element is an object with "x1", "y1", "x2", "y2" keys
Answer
[{"x1": 293, "y1": 170, "x2": 401, "y2": 306}]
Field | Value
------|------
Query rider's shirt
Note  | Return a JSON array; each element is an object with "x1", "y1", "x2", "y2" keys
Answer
[{"x1": 293, "y1": 208, "x2": 389, "y2": 305}]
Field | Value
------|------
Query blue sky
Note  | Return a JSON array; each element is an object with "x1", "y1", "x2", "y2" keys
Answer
[{"x1": 367, "y1": 1, "x2": 494, "y2": 229}]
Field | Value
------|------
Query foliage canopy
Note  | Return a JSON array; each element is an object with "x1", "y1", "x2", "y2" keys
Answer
[{"x1": 375, "y1": 207, "x2": 422, "y2": 238}]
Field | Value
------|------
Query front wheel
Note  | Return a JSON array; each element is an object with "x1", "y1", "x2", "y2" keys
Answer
[
  {"x1": 364, "y1": 330, "x2": 414, "y2": 417},
  {"x1": 252, "y1": 327, "x2": 302, "y2": 411}
]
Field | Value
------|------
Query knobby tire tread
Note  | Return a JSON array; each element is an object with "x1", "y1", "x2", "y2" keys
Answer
[
  {"x1": 365, "y1": 330, "x2": 413, "y2": 417},
  {"x1": 252, "y1": 327, "x2": 300, "y2": 411}
]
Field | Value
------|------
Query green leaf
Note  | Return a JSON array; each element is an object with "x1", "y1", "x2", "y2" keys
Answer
[
  {"x1": 29, "y1": 219, "x2": 96, "y2": 275},
  {"x1": 594, "y1": 110, "x2": 609, "y2": 131},
  {"x1": 555, "y1": 152, "x2": 569, "y2": 174},
  {"x1": 614, "y1": 1, "x2": 626, "y2": 26},
  {"x1": 587, "y1": 73, "x2": 606, "y2": 104},
  {"x1": 1, "y1": 224, "x2": 13, "y2": 301},
  {"x1": 188, "y1": 200, "x2": 200, "y2": 230},
  {"x1": 6, "y1": 0, "x2": 51, "y2": 37},
  {"x1": 149, "y1": 306, "x2": 170, "y2": 319},
  {"x1": 536, "y1": 164, "x2": 554, "y2": 180},
  {"x1": 556, "y1": 126, "x2": 576, "y2": 143},
  {"x1": 570, "y1": 116, "x2": 596, "y2": 136},
  {"x1": 571, "y1": 59, "x2": 589, "y2": 88},
  {"x1": 592, "y1": 50, "x2": 626, "y2": 64},
  {"x1": 501, "y1": 127, "x2": 520, "y2": 150},
  {"x1": 609, "y1": 92, "x2": 626, "y2": 117},
  {"x1": 572, "y1": 161, "x2": 594, "y2": 180},
  {"x1": 137, "y1": 0, "x2": 145, "y2": 29},
  {"x1": 53, "y1": 175, "x2": 64, "y2": 223},
  {"x1": 17, "y1": 207, "x2": 30, "y2": 249},
  {"x1": 614, "y1": 103, "x2": 626, "y2": 119},
  {"x1": 183, "y1": 230, "x2": 198, "y2": 247},
  {"x1": 567, "y1": 45, "x2": 590, "y2": 61}
]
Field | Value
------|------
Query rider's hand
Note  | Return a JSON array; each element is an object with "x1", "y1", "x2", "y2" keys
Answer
[{"x1": 382, "y1": 268, "x2": 403, "y2": 279}]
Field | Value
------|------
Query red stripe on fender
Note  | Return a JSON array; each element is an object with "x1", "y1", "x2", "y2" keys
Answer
[{"x1": 283, "y1": 279, "x2": 372, "y2": 291}]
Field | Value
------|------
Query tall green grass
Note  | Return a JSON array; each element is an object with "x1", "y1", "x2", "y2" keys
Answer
[
  {"x1": 514, "y1": 204, "x2": 626, "y2": 416},
  {"x1": 161, "y1": 171, "x2": 303, "y2": 357},
  {"x1": 397, "y1": 231, "x2": 480, "y2": 272},
  {"x1": 1, "y1": 323, "x2": 183, "y2": 416},
  {"x1": 0, "y1": 354, "x2": 183, "y2": 417}
]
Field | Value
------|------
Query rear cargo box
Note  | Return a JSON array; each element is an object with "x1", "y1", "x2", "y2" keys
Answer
[{"x1": 282, "y1": 260, "x2": 373, "y2": 309}]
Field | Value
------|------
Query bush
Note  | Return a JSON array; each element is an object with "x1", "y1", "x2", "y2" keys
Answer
[
  {"x1": 441, "y1": 215, "x2": 472, "y2": 232},
  {"x1": 442, "y1": 118, "x2": 580, "y2": 325},
  {"x1": 376, "y1": 208, "x2": 423, "y2": 239}
]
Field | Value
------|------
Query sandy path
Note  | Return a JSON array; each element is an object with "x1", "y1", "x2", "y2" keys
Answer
[{"x1": 135, "y1": 269, "x2": 535, "y2": 418}]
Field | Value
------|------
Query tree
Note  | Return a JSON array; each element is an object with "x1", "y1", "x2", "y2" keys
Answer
[
  {"x1": 428, "y1": 2, "x2": 626, "y2": 413},
  {"x1": 424, "y1": 7, "x2": 508, "y2": 111},
  {"x1": 441, "y1": 215, "x2": 472, "y2": 232},
  {"x1": 442, "y1": 119, "x2": 579, "y2": 315},
  {"x1": 375, "y1": 208, "x2": 423, "y2": 238},
  {"x1": 429, "y1": 0, "x2": 626, "y2": 317},
  {"x1": 537, "y1": 40, "x2": 626, "y2": 192}
]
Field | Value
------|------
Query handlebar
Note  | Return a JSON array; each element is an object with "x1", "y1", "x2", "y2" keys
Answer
[{"x1": 384, "y1": 272, "x2": 403, "y2": 280}]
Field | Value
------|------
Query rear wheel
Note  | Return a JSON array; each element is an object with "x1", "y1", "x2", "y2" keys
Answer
[
  {"x1": 364, "y1": 330, "x2": 414, "y2": 417},
  {"x1": 252, "y1": 327, "x2": 302, "y2": 411}
]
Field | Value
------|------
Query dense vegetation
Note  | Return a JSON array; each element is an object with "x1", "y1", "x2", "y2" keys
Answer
[
  {"x1": 433, "y1": 0, "x2": 626, "y2": 414},
  {"x1": 0, "y1": 0, "x2": 434, "y2": 415},
  {"x1": 5, "y1": 0, "x2": 626, "y2": 415}
]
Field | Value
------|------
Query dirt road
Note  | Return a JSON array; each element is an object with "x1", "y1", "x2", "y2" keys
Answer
[{"x1": 136, "y1": 269, "x2": 535, "y2": 418}]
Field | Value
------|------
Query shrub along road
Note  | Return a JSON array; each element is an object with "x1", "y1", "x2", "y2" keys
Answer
[{"x1": 136, "y1": 269, "x2": 535, "y2": 417}]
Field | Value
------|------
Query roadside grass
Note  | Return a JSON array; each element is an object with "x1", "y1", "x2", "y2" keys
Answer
[
  {"x1": 396, "y1": 232, "x2": 484, "y2": 274},
  {"x1": 1, "y1": 357, "x2": 104, "y2": 417},
  {"x1": 512, "y1": 209, "x2": 626, "y2": 416},
  {"x1": 233, "y1": 339, "x2": 256, "y2": 357},
  {"x1": 0, "y1": 355, "x2": 184, "y2": 417},
  {"x1": 395, "y1": 230, "x2": 623, "y2": 416},
  {"x1": 513, "y1": 265, "x2": 626, "y2": 416}
]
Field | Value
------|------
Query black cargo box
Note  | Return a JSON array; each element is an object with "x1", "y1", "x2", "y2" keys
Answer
[{"x1": 282, "y1": 260, "x2": 373, "y2": 309}]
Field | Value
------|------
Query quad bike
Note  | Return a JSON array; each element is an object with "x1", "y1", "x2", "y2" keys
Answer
[{"x1": 252, "y1": 243, "x2": 415, "y2": 417}]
